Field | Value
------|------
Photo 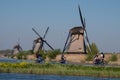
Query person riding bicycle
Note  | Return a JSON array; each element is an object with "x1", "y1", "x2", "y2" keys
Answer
[
  {"x1": 60, "y1": 55, "x2": 66, "y2": 64},
  {"x1": 93, "y1": 54, "x2": 100, "y2": 64},
  {"x1": 100, "y1": 52, "x2": 105, "y2": 64}
]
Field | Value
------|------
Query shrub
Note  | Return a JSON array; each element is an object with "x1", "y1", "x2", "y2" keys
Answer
[
  {"x1": 86, "y1": 42, "x2": 99, "y2": 61},
  {"x1": 23, "y1": 53, "x2": 27, "y2": 60},
  {"x1": 16, "y1": 53, "x2": 23, "y2": 59},
  {"x1": 16, "y1": 51, "x2": 29, "y2": 60},
  {"x1": 22, "y1": 51, "x2": 32, "y2": 59},
  {"x1": 86, "y1": 43, "x2": 99, "y2": 54},
  {"x1": 39, "y1": 50, "x2": 47, "y2": 60},
  {"x1": 110, "y1": 54, "x2": 118, "y2": 61},
  {"x1": 47, "y1": 49, "x2": 61, "y2": 59},
  {"x1": 11, "y1": 55, "x2": 14, "y2": 58},
  {"x1": 85, "y1": 54, "x2": 93, "y2": 61}
]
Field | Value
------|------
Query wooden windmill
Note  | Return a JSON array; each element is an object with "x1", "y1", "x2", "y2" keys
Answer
[
  {"x1": 13, "y1": 39, "x2": 22, "y2": 54},
  {"x1": 32, "y1": 27, "x2": 54, "y2": 54},
  {"x1": 61, "y1": 5, "x2": 92, "y2": 58}
]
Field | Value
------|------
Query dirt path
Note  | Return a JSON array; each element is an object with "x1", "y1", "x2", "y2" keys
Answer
[{"x1": 25, "y1": 53, "x2": 120, "y2": 65}]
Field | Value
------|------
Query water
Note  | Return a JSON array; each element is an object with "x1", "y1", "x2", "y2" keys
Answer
[
  {"x1": 0, "y1": 58, "x2": 20, "y2": 62},
  {"x1": 0, "y1": 73, "x2": 120, "y2": 80},
  {"x1": 0, "y1": 58, "x2": 34, "y2": 63}
]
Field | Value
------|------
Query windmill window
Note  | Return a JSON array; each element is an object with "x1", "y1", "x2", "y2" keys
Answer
[{"x1": 79, "y1": 48, "x2": 82, "y2": 50}]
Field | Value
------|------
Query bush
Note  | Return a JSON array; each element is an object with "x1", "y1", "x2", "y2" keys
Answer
[
  {"x1": 16, "y1": 53, "x2": 23, "y2": 59},
  {"x1": 110, "y1": 54, "x2": 118, "y2": 61},
  {"x1": 22, "y1": 53, "x2": 27, "y2": 60},
  {"x1": 22, "y1": 50, "x2": 33, "y2": 59},
  {"x1": 38, "y1": 50, "x2": 47, "y2": 60},
  {"x1": 47, "y1": 49, "x2": 61, "y2": 59},
  {"x1": 86, "y1": 42, "x2": 99, "y2": 54},
  {"x1": 86, "y1": 42, "x2": 99, "y2": 61},
  {"x1": 85, "y1": 54, "x2": 93, "y2": 61}
]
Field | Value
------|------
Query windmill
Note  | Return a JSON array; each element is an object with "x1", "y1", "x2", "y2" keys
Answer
[
  {"x1": 32, "y1": 27, "x2": 54, "y2": 54},
  {"x1": 61, "y1": 5, "x2": 92, "y2": 60},
  {"x1": 13, "y1": 38, "x2": 22, "y2": 55}
]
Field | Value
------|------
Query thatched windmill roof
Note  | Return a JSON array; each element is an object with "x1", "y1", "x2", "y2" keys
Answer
[{"x1": 70, "y1": 26, "x2": 84, "y2": 35}]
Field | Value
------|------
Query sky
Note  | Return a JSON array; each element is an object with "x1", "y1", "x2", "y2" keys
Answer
[{"x1": 0, "y1": 0, "x2": 120, "y2": 53}]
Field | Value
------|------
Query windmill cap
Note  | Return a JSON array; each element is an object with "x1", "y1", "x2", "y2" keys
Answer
[{"x1": 70, "y1": 26, "x2": 84, "y2": 35}]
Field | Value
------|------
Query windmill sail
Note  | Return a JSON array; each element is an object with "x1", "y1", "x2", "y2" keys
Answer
[
  {"x1": 83, "y1": 19, "x2": 92, "y2": 53},
  {"x1": 78, "y1": 5, "x2": 92, "y2": 54},
  {"x1": 62, "y1": 32, "x2": 70, "y2": 57},
  {"x1": 43, "y1": 27, "x2": 49, "y2": 39},
  {"x1": 78, "y1": 5, "x2": 85, "y2": 29},
  {"x1": 32, "y1": 28, "x2": 54, "y2": 52}
]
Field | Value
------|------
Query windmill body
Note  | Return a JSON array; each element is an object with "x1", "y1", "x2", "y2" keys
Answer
[
  {"x1": 13, "y1": 48, "x2": 19, "y2": 54},
  {"x1": 33, "y1": 38, "x2": 42, "y2": 54},
  {"x1": 66, "y1": 26, "x2": 86, "y2": 54}
]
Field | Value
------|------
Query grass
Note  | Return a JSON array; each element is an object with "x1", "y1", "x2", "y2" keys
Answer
[{"x1": 0, "y1": 62, "x2": 120, "y2": 78}]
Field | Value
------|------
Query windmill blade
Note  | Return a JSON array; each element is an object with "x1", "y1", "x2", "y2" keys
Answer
[
  {"x1": 43, "y1": 27, "x2": 49, "y2": 39},
  {"x1": 78, "y1": 5, "x2": 85, "y2": 28},
  {"x1": 17, "y1": 38, "x2": 23, "y2": 51},
  {"x1": 17, "y1": 38, "x2": 20, "y2": 47},
  {"x1": 32, "y1": 28, "x2": 54, "y2": 50},
  {"x1": 32, "y1": 40, "x2": 36, "y2": 51},
  {"x1": 19, "y1": 45, "x2": 23, "y2": 51},
  {"x1": 44, "y1": 40, "x2": 54, "y2": 50},
  {"x1": 17, "y1": 38, "x2": 20, "y2": 44},
  {"x1": 39, "y1": 41, "x2": 44, "y2": 50},
  {"x1": 84, "y1": 19, "x2": 92, "y2": 54},
  {"x1": 32, "y1": 28, "x2": 43, "y2": 40},
  {"x1": 85, "y1": 34, "x2": 92, "y2": 54},
  {"x1": 61, "y1": 32, "x2": 70, "y2": 58},
  {"x1": 83, "y1": 37, "x2": 86, "y2": 53},
  {"x1": 42, "y1": 44, "x2": 45, "y2": 52},
  {"x1": 65, "y1": 35, "x2": 75, "y2": 50},
  {"x1": 78, "y1": 5, "x2": 92, "y2": 54}
]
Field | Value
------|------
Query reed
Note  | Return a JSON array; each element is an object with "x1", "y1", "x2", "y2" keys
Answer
[{"x1": 0, "y1": 62, "x2": 120, "y2": 78}]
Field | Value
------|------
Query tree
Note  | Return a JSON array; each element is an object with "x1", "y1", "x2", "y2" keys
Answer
[
  {"x1": 86, "y1": 42, "x2": 99, "y2": 54},
  {"x1": 86, "y1": 42, "x2": 99, "y2": 61}
]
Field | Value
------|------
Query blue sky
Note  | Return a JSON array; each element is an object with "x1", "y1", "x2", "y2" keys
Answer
[{"x1": 0, "y1": 0, "x2": 120, "y2": 53}]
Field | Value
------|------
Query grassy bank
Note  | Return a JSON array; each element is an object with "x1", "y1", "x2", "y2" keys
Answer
[{"x1": 0, "y1": 62, "x2": 120, "y2": 78}]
